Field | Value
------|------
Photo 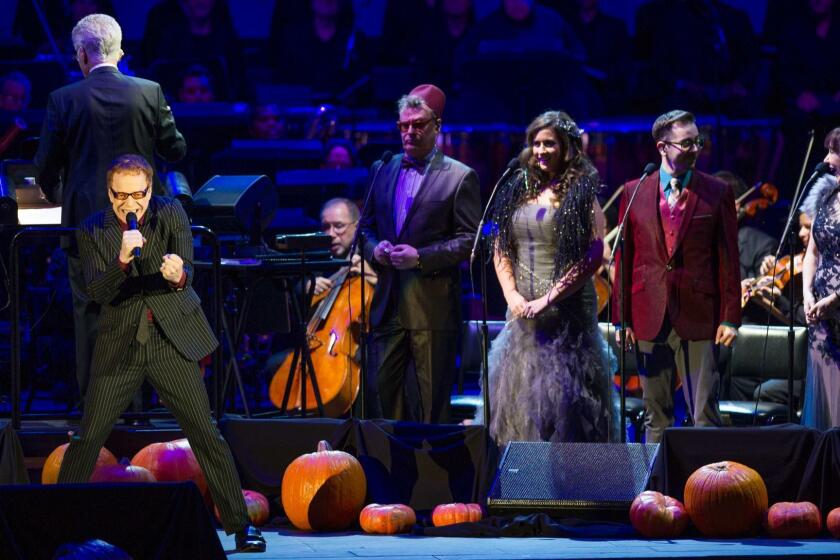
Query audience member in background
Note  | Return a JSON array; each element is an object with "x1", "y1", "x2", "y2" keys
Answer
[
  {"x1": 556, "y1": 0, "x2": 630, "y2": 116},
  {"x1": 269, "y1": 0, "x2": 370, "y2": 98},
  {"x1": 13, "y1": 0, "x2": 116, "y2": 55},
  {"x1": 0, "y1": 72, "x2": 31, "y2": 112},
  {"x1": 176, "y1": 65, "x2": 216, "y2": 104},
  {"x1": 248, "y1": 103, "x2": 286, "y2": 140},
  {"x1": 414, "y1": 0, "x2": 475, "y2": 93},
  {"x1": 634, "y1": 0, "x2": 758, "y2": 116},
  {"x1": 321, "y1": 139, "x2": 357, "y2": 170},
  {"x1": 140, "y1": 0, "x2": 245, "y2": 100}
]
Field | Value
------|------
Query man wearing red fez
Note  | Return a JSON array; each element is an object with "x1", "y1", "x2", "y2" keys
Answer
[{"x1": 360, "y1": 84, "x2": 481, "y2": 423}]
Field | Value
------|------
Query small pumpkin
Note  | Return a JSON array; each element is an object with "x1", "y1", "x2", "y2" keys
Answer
[
  {"x1": 91, "y1": 459, "x2": 156, "y2": 483},
  {"x1": 684, "y1": 461, "x2": 768, "y2": 537},
  {"x1": 41, "y1": 436, "x2": 117, "y2": 484},
  {"x1": 131, "y1": 438, "x2": 208, "y2": 497},
  {"x1": 827, "y1": 507, "x2": 840, "y2": 538},
  {"x1": 215, "y1": 490, "x2": 271, "y2": 527},
  {"x1": 766, "y1": 502, "x2": 822, "y2": 538},
  {"x1": 629, "y1": 491, "x2": 690, "y2": 538},
  {"x1": 281, "y1": 440, "x2": 367, "y2": 531},
  {"x1": 431, "y1": 503, "x2": 483, "y2": 527},
  {"x1": 359, "y1": 504, "x2": 416, "y2": 534}
]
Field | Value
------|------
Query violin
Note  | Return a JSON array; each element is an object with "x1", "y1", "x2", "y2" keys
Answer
[
  {"x1": 741, "y1": 252, "x2": 804, "y2": 308},
  {"x1": 737, "y1": 182, "x2": 778, "y2": 221},
  {"x1": 268, "y1": 265, "x2": 373, "y2": 416}
]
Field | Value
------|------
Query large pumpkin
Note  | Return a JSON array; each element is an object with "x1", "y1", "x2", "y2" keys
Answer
[
  {"x1": 684, "y1": 461, "x2": 768, "y2": 537},
  {"x1": 766, "y1": 502, "x2": 822, "y2": 538},
  {"x1": 41, "y1": 440, "x2": 117, "y2": 484},
  {"x1": 827, "y1": 507, "x2": 840, "y2": 538},
  {"x1": 91, "y1": 461, "x2": 156, "y2": 484},
  {"x1": 131, "y1": 438, "x2": 208, "y2": 497},
  {"x1": 281, "y1": 440, "x2": 367, "y2": 531},
  {"x1": 359, "y1": 504, "x2": 416, "y2": 534},
  {"x1": 431, "y1": 503, "x2": 483, "y2": 527},
  {"x1": 629, "y1": 491, "x2": 690, "y2": 538},
  {"x1": 215, "y1": 490, "x2": 271, "y2": 527}
]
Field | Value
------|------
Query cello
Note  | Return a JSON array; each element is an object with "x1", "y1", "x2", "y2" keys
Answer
[{"x1": 268, "y1": 265, "x2": 374, "y2": 416}]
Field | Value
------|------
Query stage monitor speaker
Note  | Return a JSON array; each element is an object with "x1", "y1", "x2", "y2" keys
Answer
[
  {"x1": 191, "y1": 174, "x2": 277, "y2": 237},
  {"x1": 487, "y1": 442, "x2": 659, "y2": 520},
  {"x1": 0, "y1": 482, "x2": 225, "y2": 559}
]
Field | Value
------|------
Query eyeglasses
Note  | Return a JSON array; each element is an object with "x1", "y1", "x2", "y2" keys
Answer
[
  {"x1": 110, "y1": 187, "x2": 149, "y2": 201},
  {"x1": 321, "y1": 221, "x2": 355, "y2": 234},
  {"x1": 663, "y1": 136, "x2": 706, "y2": 151},
  {"x1": 396, "y1": 118, "x2": 435, "y2": 133}
]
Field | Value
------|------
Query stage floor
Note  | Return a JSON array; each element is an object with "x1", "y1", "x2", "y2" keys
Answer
[{"x1": 215, "y1": 529, "x2": 840, "y2": 559}]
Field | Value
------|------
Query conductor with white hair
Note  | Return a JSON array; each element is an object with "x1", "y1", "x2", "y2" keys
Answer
[{"x1": 35, "y1": 13, "x2": 187, "y2": 413}]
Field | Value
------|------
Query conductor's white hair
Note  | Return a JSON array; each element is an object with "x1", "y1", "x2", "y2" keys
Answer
[{"x1": 72, "y1": 14, "x2": 122, "y2": 62}]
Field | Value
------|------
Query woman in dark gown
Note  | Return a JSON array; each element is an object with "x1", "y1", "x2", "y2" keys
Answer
[
  {"x1": 802, "y1": 127, "x2": 840, "y2": 429},
  {"x1": 483, "y1": 111, "x2": 617, "y2": 444}
]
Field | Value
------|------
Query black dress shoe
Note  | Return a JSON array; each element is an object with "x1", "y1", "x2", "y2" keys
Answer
[{"x1": 235, "y1": 525, "x2": 266, "y2": 553}]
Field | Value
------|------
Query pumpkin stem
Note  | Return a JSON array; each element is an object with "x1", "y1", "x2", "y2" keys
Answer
[{"x1": 317, "y1": 440, "x2": 333, "y2": 452}]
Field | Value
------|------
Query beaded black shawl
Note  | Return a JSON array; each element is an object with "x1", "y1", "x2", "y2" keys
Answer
[{"x1": 487, "y1": 167, "x2": 599, "y2": 282}]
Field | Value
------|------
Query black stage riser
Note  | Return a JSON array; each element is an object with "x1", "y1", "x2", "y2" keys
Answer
[
  {"x1": 488, "y1": 442, "x2": 659, "y2": 520},
  {"x1": 0, "y1": 482, "x2": 223, "y2": 560}
]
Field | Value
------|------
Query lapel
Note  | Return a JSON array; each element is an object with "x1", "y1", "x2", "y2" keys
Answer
[
  {"x1": 673, "y1": 171, "x2": 701, "y2": 255},
  {"x1": 103, "y1": 208, "x2": 125, "y2": 268},
  {"x1": 381, "y1": 158, "x2": 402, "y2": 242},
  {"x1": 397, "y1": 150, "x2": 445, "y2": 242},
  {"x1": 638, "y1": 174, "x2": 668, "y2": 260}
]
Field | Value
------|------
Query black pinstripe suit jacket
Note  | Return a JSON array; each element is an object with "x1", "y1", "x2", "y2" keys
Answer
[{"x1": 77, "y1": 196, "x2": 218, "y2": 375}]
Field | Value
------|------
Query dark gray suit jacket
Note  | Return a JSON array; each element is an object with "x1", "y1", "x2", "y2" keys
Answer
[
  {"x1": 77, "y1": 196, "x2": 217, "y2": 375},
  {"x1": 360, "y1": 150, "x2": 481, "y2": 330},
  {"x1": 35, "y1": 66, "x2": 186, "y2": 229}
]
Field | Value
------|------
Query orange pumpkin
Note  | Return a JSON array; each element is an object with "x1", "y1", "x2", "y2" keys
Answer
[
  {"x1": 359, "y1": 504, "x2": 416, "y2": 534},
  {"x1": 827, "y1": 507, "x2": 840, "y2": 538},
  {"x1": 215, "y1": 490, "x2": 271, "y2": 527},
  {"x1": 629, "y1": 491, "x2": 690, "y2": 538},
  {"x1": 91, "y1": 460, "x2": 156, "y2": 483},
  {"x1": 281, "y1": 440, "x2": 367, "y2": 531},
  {"x1": 766, "y1": 502, "x2": 822, "y2": 538},
  {"x1": 684, "y1": 461, "x2": 768, "y2": 537},
  {"x1": 131, "y1": 438, "x2": 208, "y2": 497},
  {"x1": 41, "y1": 438, "x2": 117, "y2": 484},
  {"x1": 431, "y1": 503, "x2": 483, "y2": 527}
]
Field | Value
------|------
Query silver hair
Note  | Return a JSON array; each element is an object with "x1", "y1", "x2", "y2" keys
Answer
[
  {"x1": 72, "y1": 14, "x2": 122, "y2": 62},
  {"x1": 396, "y1": 95, "x2": 436, "y2": 118}
]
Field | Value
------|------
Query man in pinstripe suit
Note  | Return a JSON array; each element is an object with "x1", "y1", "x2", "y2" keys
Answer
[{"x1": 57, "y1": 155, "x2": 265, "y2": 552}]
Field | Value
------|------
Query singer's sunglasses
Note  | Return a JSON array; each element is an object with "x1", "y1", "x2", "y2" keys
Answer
[
  {"x1": 663, "y1": 136, "x2": 706, "y2": 151},
  {"x1": 396, "y1": 118, "x2": 436, "y2": 133},
  {"x1": 110, "y1": 187, "x2": 150, "y2": 200}
]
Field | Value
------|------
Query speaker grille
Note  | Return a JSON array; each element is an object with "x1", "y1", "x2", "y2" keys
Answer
[{"x1": 488, "y1": 442, "x2": 659, "y2": 516}]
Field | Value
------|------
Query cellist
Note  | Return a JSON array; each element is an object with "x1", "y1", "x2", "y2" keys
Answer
[{"x1": 311, "y1": 197, "x2": 378, "y2": 294}]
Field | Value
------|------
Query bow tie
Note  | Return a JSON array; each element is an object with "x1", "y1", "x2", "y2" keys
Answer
[{"x1": 401, "y1": 157, "x2": 427, "y2": 172}]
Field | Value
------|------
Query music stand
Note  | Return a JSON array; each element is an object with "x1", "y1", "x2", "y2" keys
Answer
[{"x1": 273, "y1": 232, "x2": 334, "y2": 417}]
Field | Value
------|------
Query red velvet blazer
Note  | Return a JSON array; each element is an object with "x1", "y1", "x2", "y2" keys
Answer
[{"x1": 611, "y1": 170, "x2": 741, "y2": 341}]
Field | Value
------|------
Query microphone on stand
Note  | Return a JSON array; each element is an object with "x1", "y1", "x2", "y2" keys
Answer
[
  {"x1": 793, "y1": 162, "x2": 832, "y2": 211},
  {"x1": 126, "y1": 211, "x2": 140, "y2": 258},
  {"x1": 609, "y1": 162, "x2": 657, "y2": 258},
  {"x1": 470, "y1": 157, "x2": 520, "y2": 267},
  {"x1": 350, "y1": 151, "x2": 394, "y2": 258}
]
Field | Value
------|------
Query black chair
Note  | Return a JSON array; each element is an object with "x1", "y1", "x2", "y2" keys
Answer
[{"x1": 718, "y1": 324, "x2": 807, "y2": 425}]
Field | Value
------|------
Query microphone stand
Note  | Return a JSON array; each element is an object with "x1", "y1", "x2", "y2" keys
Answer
[
  {"x1": 470, "y1": 160, "x2": 517, "y2": 426},
  {"x1": 772, "y1": 132, "x2": 816, "y2": 422},
  {"x1": 609, "y1": 165, "x2": 654, "y2": 443},
  {"x1": 349, "y1": 152, "x2": 392, "y2": 420}
]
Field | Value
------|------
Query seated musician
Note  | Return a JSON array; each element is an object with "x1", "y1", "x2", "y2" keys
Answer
[{"x1": 310, "y1": 197, "x2": 377, "y2": 295}]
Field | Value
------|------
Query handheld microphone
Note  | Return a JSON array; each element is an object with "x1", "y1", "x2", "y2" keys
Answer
[
  {"x1": 470, "y1": 157, "x2": 520, "y2": 266},
  {"x1": 126, "y1": 211, "x2": 140, "y2": 258}
]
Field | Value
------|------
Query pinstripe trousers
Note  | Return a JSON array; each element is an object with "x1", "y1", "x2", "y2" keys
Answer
[{"x1": 57, "y1": 320, "x2": 249, "y2": 534}]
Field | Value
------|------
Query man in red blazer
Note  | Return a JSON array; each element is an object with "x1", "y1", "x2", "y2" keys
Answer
[{"x1": 612, "y1": 110, "x2": 740, "y2": 443}]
